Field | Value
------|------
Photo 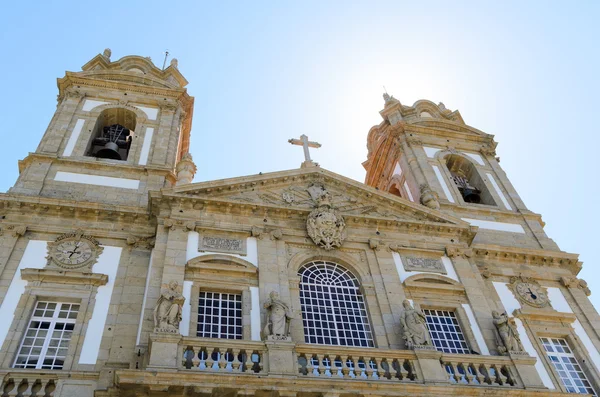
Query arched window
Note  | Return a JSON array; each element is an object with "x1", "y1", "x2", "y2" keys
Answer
[
  {"x1": 86, "y1": 108, "x2": 136, "y2": 161},
  {"x1": 298, "y1": 261, "x2": 374, "y2": 347},
  {"x1": 445, "y1": 154, "x2": 496, "y2": 206}
]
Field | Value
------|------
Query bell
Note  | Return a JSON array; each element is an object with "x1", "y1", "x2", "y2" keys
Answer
[
  {"x1": 461, "y1": 188, "x2": 481, "y2": 203},
  {"x1": 96, "y1": 141, "x2": 122, "y2": 160}
]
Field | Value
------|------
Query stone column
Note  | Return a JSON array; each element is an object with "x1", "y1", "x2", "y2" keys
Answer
[
  {"x1": 398, "y1": 135, "x2": 440, "y2": 210},
  {"x1": 509, "y1": 352, "x2": 547, "y2": 390}
]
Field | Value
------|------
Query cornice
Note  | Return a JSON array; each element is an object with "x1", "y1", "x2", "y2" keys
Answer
[
  {"x1": 513, "y1": 308, "x2": 577, "y2": 324},
  {"x1": 404, "y1": 123, "x2": 493, "y2": 145},
  {"x1": 21, "y1": 268, "x2": 108, "y2": 286},
  {"x1": 472, "y1": 244, "x2": 581, "y2": 273}
]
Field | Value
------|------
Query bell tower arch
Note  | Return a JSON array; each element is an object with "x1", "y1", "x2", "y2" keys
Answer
[{"x1": 10, "y1": 49, "x2": 195, "y2": 207}]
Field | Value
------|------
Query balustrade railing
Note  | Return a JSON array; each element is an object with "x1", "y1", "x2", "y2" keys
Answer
[
  {"x1": 179, "y1": 337, "x2": 266, "y2": 374},
  {"x1": 0, "y1": 375, "x2": 57, "y2": 396},
  {"x1": 441, "y1": 354, "x2": 517, "y2": 387},
  {"x1": 295, "y1": 344, "x2": 419, "y2": 382}
]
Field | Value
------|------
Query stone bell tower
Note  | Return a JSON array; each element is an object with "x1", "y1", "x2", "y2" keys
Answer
[
  {"x1": 9, "y1": 49, "x2": 195, "y2": 207},
  {"x1": 363, "y1": 94, "x2": 559, "y2": 251}
]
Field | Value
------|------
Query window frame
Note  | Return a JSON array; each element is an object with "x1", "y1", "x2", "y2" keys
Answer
[
  {"x1": 196, "y1": 291, "x2": 243, "y2": 340},
  {"x1": 13, "y1": 301, "x2": 80, "y2": 370},
  {"x1": 424, "y1": 308, "x2": 471, "y2": 354}
]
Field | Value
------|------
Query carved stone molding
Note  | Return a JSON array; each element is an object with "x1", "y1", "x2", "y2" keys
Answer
[
  {"x1": 270, "y1": 229, "x2": 283, "y2": 240},
  {"x1": 126, "y1": 235, "x2": 156, "y2": 250},
  {"x1": 561, "y1": 276, "x2": 591, "y2": 296},
  {"x1": 21, "y1": 268, "x2": 108, "y2": 287},
  {"x1": 419, "y1": 184, "x2": 440, "y2": 210},
  {"x1": 163, "y1": 218, "x2": 195, "y2": 231},
  {"x1": 251, "y1": 226, "x2": 265, "y2": 239},
  {"x1": 445, "y1": 246, "x2": 473, "y2": 258},
  {"x1": 306, "y1": 185, "x2": 346, "y2": 250},
  {"x1": 0, "y1": 224, "x2": 28, "y2": 237}
]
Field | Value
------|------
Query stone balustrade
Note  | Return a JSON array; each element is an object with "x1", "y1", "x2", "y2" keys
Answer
[
  {"x1": 179, "y1": 337, "x2": 266, "y2": 374},
  {"x1": 441, "y1": 353, "x2": 517, "y2": 387},
  {"x1": 0, "y1": 374, "x2": 57, "y2": 396},
  {"x1": 295, "y1": 344, "x2": 419, "y2": 382}
]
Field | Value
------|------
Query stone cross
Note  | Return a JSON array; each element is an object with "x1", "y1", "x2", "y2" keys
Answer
[{"x1": 288, "y1": 134, "x2": 321, "y2": 162}]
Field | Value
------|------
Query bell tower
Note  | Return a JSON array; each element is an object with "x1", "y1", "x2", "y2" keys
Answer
[
  {"x1": 9, "y1": 49, "x2": 195, "y2": 207},
  {"x1": 363, "y1": 94, "x2": 559, "y2": 251}
]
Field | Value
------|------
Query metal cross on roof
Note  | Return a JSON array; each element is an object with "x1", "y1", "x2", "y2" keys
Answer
[{"x1": 288, "y1": 134, "x2": 321, "y2": 162}]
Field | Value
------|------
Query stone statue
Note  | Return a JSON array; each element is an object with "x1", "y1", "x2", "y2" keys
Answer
[
  {"x1": 154, "y1": 281, "x2": 185, "y2": 333},
  {"x1": 400, "y1": 300, "x2": 430, "y2": 348},
  {"x1": 492, "y1": 311, "x2": 523, "y2": 353},
  {"x1": 263, "y1": 291, "x2": 292, "y2": 338},
  {"x1": 103, "y1": 48, "x2": 112, "y2": 60}
]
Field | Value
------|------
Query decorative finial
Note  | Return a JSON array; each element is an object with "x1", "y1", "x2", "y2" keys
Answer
[
  {"x1": 170, "y1": 58, "x2": 178, "y2": 68},
  {"x1": 438, "y1": 102, "x2": 448, "y2": 112},
  {"x1": 383, "y1": 92, "x2": 391, "y2": 102},
  {"x1": 103, "y1": 48, "x2": 112, "y2": 60},
  {"x1": 289, "y1": 134, "x2": 321, "y2": 168},
  {"x1": 175, "y1": 153, "x2": 197, "y2": 186},
  {"x1": 145, "y1": 56, "x2": 152, "y2": 61}
]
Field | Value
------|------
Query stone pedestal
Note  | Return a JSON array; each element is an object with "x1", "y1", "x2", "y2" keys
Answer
[
  {"x1": 148, "y1": 332, "x2": 182, "y2": 370},
  {"x1": 265, "y1": 338, "x2": 296, "y2": 376},
  {"x1": 414, "y1": 348, "x2": 450, "y2": 385},
  {"x1": 509, "y1": 351, "x2": 547, "y2": 390}
]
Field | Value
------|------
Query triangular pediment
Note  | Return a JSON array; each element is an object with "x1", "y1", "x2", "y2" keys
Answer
[{"x1": 160, "y1": 168, "x2": 468, "y2": 227}]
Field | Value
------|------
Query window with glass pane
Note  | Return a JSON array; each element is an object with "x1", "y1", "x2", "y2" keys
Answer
[
  {"x1": 424, "y1": 309, "x2": 470, "y2": 354},
  {"x1": 14, "y1": 301, "x2": 79, "y2": 370},
  {"x1": 299, "y1": 261, "x2": 374, "y2": 347},
  {"x1": 197, "y1": 292, "x2": 242, "y2": 339},
  {"x1": 540, "y1": 337, "x2": 596, "y2": 395}
]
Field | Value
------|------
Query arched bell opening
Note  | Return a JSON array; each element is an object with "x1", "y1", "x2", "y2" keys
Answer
[
  {"x1": 86, "y1": 108, "x2": 137, "y2": 161},
  {"x1": 444, "y1": 154, "x2": 496, "y2": 206}
]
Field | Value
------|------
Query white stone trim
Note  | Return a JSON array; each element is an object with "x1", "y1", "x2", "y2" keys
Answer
[
  {"x1": 493, "y1": 282, "x2": 554, "y2": 389},
  {"x1": 547, "y1": 287, "x2": 600, "y2": 373},
  {"x1": 462, "y1": 303, "x2": 490, "y2": 355},
  {"x1": 134, "y1": 106, "x2": 158, "y2": 120},
  {"x1": 0, "y1": 241, "x2": 48, "y2": 349},
  {"x1": 392, "y1": 252, "x2": 459, "y2": 282},
  {"x1": 432, "y1": 165, "x2": 455, "y2": 203},
  {"x1": 82, "y1": 100, "x2": 110, "y2": 112},
  {"x1": 54, "y1": 172, "x2": 140, "y2": 190},
  {"x1": 462, "y1": 218, "x2": 525, "y2": 234},
  {"x1": 186, "y1": 231, "x2": 258, "y2": 267},
  {"x1": 250, "y1": 286, "x2": 261, "y2": 341},
  {"x1": 463, "y1": 152, "x2": 485, "y2": 166},
  {"x1": 180, "y1": 281, "x2": 193, "y2": 337},
  {"x1": 486, "y1": 173, "x2": 512, "y2": 210},
  {"x1": 138, "y1": 127, "x2": 154, "y2": 166},
  {"x1": 63, "y1": 119, "x2": 85, "y2": 157},
  {"x1": 79, "y1": 246, "x2": 122, "y2": 364}
]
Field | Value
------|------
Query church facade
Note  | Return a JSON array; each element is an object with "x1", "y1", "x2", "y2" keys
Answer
[{"x1": 0, "y1": 51, "x2": 598, "y2": 396}]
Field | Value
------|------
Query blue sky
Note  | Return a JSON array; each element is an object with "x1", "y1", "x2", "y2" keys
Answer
[{"x1": 1, "y1": 1, "x2": 599, "y2": 306}]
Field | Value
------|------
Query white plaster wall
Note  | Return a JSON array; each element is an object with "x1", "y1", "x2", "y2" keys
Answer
[
  {"x1": 423, "y1": 146, "x2": 441, "y2": 158},
  {"x1": 432, "y1": 165, "x2": 455, "y2": 203},
  {"x1": 547, "y1": 287, "x2": 600, "y2": 373},
  {"x1": 62, "y1": 119, "x2": 85, "y2": 157},
  {"x1": 79, "y1": 246, "x2": 122, "y2": 364},
  {"x1": 462, "y1": 303, "x2": 490, "y2": 355},
  {"x1": 54, "y1": 172, "x2": 140, "y2": 190},
  {"x1": 403, "y1": 181, "x2": 415, "y2": 202},
  {"x1": 138, "y1": 127, "x2": 154, "y2": 166},
  {"x1": 136, "y1": 249, "x2": 154, "y2": 346},
  {"x1": 250, "y1": 286, "x2": 261, "y2": 341},
  {"x1": 82, "y1": 100, "x2": 109, "y2": 112},
  {"x1": 463, "y1": 152, "x2": 485, "y2": 166},
  {"x1": 486, "y1": 173, "x2": 512, "y2": 210},
  {"x1": 134, "y1": 106, "x2": 158, "y2": 120},
  {"x1": 462, "y1": 218, "x2": 525, "y2": 234},
  {"x1": 186, "y1": 231, "x2": 258, "y2": 267},
  {"x1": 392, "y1": 252, "x2": 459, "y2": 283},
  {"x1": 393, "y1": 162, "x2": 402, "y2": 176},
  {"x1": 0, "y1": 241, "x2": 48, "y2": 348},
  {"x1": 493, "y1": 282, "x2": 555, "y2": 389},
  {"x1": 180, "y1": 281, "x2": 193, "y2": 337}
]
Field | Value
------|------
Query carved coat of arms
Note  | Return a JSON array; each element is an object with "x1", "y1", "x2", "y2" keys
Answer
[{"x1": 306, "y1": 185, "x2": 346, "y2": 250}]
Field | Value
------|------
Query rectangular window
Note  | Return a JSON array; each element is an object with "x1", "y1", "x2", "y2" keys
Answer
[
  {"x1": 424, "y1": 309, "x2": 470, "y2": 354},
  {"x1": 541, "y1": 337, "x2": 596, "y2": 395},
  {"x1": 14, "y1": 301, "x2": 79, "y2": 370},
  {"x1": 197, "y1": 292, "x2": 242, "y2": 339}
]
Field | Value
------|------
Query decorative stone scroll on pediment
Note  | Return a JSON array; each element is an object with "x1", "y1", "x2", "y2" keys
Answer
[
  {"x1": 306, "y1": 184, "x2": 346, "y2": 250},
  {"x1": 561, "y1": 276, "x2": 591, "y2": 296},
  {"x1": 46, "y1": 229, "x2": 103, "y2": 271}
]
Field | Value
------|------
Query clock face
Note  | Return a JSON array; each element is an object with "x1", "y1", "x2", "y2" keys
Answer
[
  {"x1": 515, "y1": 282, "x2": 549, "y2": 307},
  {"x1": 52, "y1": 240, "x2": 94, "y2": 268}
]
